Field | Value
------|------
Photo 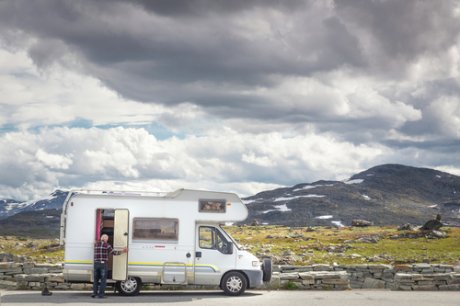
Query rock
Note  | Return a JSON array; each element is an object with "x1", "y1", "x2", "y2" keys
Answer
[
  {"x1": 325, "y1": 244, "x2": 351, "y2": 253},
  {"x1": 0, "y1": 253, "x2": 26, "y2": 263},
  {"x1": 421, "y1": 214, "x2": 443, "y2": 231},
  {"x1": 362, "y1": 277, "x2": 386, "y2": 289},
  {"x1": 397, "y1": 223, "x2": 417, "y2": 231},
  {"x1": 426, "y1": 230, "x2": 447, "y2": 239},
  {"x1": 355, "y1": 235, "x2": 380, "y2": 243},
  {"x1": 0, "y1": 280, "x2": 18, "y2": 289},
  {"x1": 280, "y1": 272, "x2": 300, "y2": 280},
  {"x1": 351, "y1": 220, "x2": 373, "y2": 227}
]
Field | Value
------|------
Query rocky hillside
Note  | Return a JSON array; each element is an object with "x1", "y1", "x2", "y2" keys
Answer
[
  {"x1": 0, "y1": 190, "x2": 67, "y2": 219},
  {"x1": 243, "y1": 164, "x2": 460, "y2": 227},
  {"x1": 0, "y1": 209, "x2": 61, "y2": 238},
  {"x1": 1, "y1": 164, "x2": 459, "y2": 238},
  {"x1": 0, "y1": 190, "x2": 67, "y2": 238}
]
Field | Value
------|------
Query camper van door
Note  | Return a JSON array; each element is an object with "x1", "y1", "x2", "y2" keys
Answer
[
  {"x1": 112, "y1": 209, "x2": 129, "y2": 281},
  {"x1": 194, "y1": 225, "x2": 235, "y2": 285}
]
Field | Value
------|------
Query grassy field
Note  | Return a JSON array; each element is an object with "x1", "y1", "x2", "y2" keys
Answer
[
  {"x1": 225, "y1": 226, "x2": 460, "y2": 265},
  {"x1": 1, "y1": 226, "x2": 459, "y2": 265}
]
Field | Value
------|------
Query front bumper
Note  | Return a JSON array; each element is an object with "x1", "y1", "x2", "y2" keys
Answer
[{"x1": 242, "y1": 269, "x2": 263, "y2": 288}]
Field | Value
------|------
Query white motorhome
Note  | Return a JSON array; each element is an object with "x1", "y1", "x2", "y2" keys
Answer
[{"x1": 60, "y1": 189, "x2": 271, "y2": 296}]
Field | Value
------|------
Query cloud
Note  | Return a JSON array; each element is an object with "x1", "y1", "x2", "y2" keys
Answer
[
  {"x1": 35, "y1": 149, "x2": 73, "y2": 170},
  {"x1": 1, "y1": 124, "x2": 458, "y2": 201},
  {"x1": 0, "y1": 0, "x2": 459, "y2": 200},
  {"x1": 424, "y1": 96, "x2": 460, "y2": 138},
  {"x1": 0, "y1": 1, "x2": 448, "y2": 133},
  {"x1": 0, "y1": 48, "x2": 165, "y2": 130},
  {"x1": 0, "y1": 126, "x2": 386, "y2": 200}
]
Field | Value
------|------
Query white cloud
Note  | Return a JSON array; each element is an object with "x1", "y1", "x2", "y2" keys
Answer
[
  {"x1": 434, "y1": 166, "x2": 460, "y2": 177},
  {"x1": 35, "y1": 149, "x2": 73, "y2": 170},
  {"x1": 0, "y1": 126, "x2": 386, "y2": 200},
  {"x1": 0, "y1": 1, "x2": 459, "y2": 202},
  {"x1": 425, "y1": 96, "x2": 460, "y2": 138},
  {"x1": 0, "y1": 48, "x2": 164, "y2": 129}
]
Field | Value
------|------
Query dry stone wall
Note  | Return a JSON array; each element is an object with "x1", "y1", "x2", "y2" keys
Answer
[
  {"x1": 1, "y1": 262, "x2": 459, "y2": 291},
  {"x1": 272, "y1": 264, "x2": 460, "y2": 290}
]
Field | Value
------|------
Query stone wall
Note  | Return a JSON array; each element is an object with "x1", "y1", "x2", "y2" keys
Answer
[
  {"x1": 1, "y1": 262, "x2": 460, "y2": 291},
  {"x1": 271, "y1": 264, "x2": 460, "y2": 290},
  {"x1": 0, "y1": 262, "x2": 91, "y2": 291}
]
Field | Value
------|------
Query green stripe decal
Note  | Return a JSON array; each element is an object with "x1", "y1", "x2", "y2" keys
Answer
[
  {"x1": 65, "y1": 260, "x2": 219, "y2": 272},
  {"x1": 65, "y1": 260, "x2": 92, "y2": 264}
]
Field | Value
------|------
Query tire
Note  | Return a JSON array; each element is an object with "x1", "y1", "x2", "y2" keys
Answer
[
  {"x1": 221, "y1": 271, "x2": 247, "y2": 296},
  {"x1": 262, "y1": 258, "x2": 272, "y2": 282},
  {"x1": 116, "y1": 276, "x2": 141, "y2": 296}
]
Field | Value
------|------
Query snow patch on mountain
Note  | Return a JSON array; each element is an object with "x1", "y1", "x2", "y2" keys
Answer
[
  {"x1": 293, "y1": 184, "x2": 334, "y2": 192},
  {"x1": 331, "y1": 220, "x2": 344, "y2": 227},
  {"x1": 315, "y1": 215, "x2": 333, "y2": 219},
  {"x1": 262, "y1": 204, "x2": 291, "y2": 214},
  {"x1": 345, "y1": 179, "x2": 364, "y2": 184},
  {"x1": 274, "y1": 194, "x2": 325, "y2": 202},
  {"x1": 0, "y1": 190, "x2": 68, "y2": 219}
]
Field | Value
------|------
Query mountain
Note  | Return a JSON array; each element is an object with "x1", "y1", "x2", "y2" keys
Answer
[
  {"x1": 0, "y1": 190, "x2": 68, "y2": 220},
  {"x1": 0, "y1": 190, "x2": 67, "y2": 238},
  {"x1": 1, "y1": 164, "x2": 460, "y2": 237},
  {"x1": 243, "y1": 164, "x2": 460, "y2": 227},
  {"x1": 0, "y1": 209, "x2": 61, "y2": 238}
]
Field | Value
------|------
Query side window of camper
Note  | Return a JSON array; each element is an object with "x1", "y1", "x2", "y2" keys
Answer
[
  {"x1": 199, "y1": 199, "x2": 226, "y2": 213},
  {"x1": 199, "y1": 226, "x2": 231, "y2": 254},
  {"x1": 132, "y1": 218, "x2": 179, "y2": 241}
]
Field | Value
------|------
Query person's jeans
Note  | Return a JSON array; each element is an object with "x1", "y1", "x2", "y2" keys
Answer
[{"x1": 92, "y1": 262, "x2": 107, "y2": 297}]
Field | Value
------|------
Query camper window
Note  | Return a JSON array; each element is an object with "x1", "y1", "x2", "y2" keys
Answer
[
  {"x1": 198, "y1": 199, "x2": 226, "y2": 213},
  {"x1": 133, "y1": 218, "x2": 179, "y2": 241}
]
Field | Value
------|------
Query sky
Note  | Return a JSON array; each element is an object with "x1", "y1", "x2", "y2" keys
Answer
[{"x1": 0, "y1": 0, "x2": 460, "y2": 201}]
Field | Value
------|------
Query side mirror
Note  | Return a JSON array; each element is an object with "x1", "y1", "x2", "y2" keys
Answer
[{"x1": 225, "y1": 241, "x2": 233, "y2": 255}]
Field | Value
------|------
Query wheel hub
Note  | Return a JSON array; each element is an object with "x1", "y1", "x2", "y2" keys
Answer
[
  {"x1": 121, "y1": 277, "x2": 137, "y2": 292},
  {"x1": 226, "y1": 276, "x2": 242, "y2": 292}
]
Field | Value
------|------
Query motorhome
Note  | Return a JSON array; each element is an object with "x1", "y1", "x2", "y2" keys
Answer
[{"x1": 60, "y1": 189, "x2": 271, "y2": 296}]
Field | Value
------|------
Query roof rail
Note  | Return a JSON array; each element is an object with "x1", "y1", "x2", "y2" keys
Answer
[{"x1": 69, "y1": 189, "x2": 180, "y2": 198}]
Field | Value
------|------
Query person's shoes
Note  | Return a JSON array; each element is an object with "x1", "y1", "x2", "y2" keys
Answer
[{"x1": 91, "y1": 294, "x2": 96, "y2": 298}]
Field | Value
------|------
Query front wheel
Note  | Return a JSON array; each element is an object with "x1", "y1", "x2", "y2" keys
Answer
[
  {"x1": 116, "y1": 276, "x2": 141, "y2": 296},
  {"x1": 221, "y1": 271, "x2": 247, "y2": 296}
]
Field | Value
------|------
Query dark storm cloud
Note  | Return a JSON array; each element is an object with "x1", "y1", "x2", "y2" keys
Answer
[
  {"x1": 0, "y1": 0, "x2": 363, "y2": 89},
  {"x1": 0, "y1": 0, "x2": 459, "y2": 146},
  {"x1": 128, "y1": 0, "x2": 306, "y2": 17},
  {"x1": 334, "y1": 0, "x2": 460, "y2": 75}
]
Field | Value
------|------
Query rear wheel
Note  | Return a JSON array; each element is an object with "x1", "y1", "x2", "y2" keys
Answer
[
  {"x1": 221, "y1": 271, "x2": 247, "y2": 296},
  {"x1": 116, "y1": 276, "x2": 141, "y2": 296}
]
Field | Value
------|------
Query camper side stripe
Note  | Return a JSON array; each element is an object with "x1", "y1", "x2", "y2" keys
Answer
[
  {"x1": 65, "y1": 260, "x2": 93, "y2": 264},
  {"x1": 64, "y1": 260, "x2": 219, "y2": 272},
  {"x1": 128, "y1": 262, "x2": 219, "y2": 272}
]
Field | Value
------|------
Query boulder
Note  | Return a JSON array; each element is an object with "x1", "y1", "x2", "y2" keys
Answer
[
  {"x1": 351, "y1": 220, "x2": 373, "y2": 227},
  {"x1": 421, "y1": 214, "x2": 443, "y2": 231}
]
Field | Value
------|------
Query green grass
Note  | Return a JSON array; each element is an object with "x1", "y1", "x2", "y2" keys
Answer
[
  {"x1": 2, "y1": 226, "x2": 459, "y2": 265},
  {"x1": 225, "y1": 226, "x2": 460, "y2": 265},
  {"x1": 0, "y1": 236, "x2": 63, "y2": 263}
]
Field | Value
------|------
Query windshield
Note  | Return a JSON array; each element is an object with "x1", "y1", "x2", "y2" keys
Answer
[{"x1": 219, "y1": 225, "x2": 243, "y2": 250}]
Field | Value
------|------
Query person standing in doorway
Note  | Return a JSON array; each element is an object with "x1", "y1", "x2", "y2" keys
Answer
[{"x1": 92, "y1": 234, "x2": 128, "y2": 298}]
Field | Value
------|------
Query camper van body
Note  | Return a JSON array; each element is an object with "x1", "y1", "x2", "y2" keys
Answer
[{"x1": 60, "y1": 189, "x2": 271, "y2": 296}]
